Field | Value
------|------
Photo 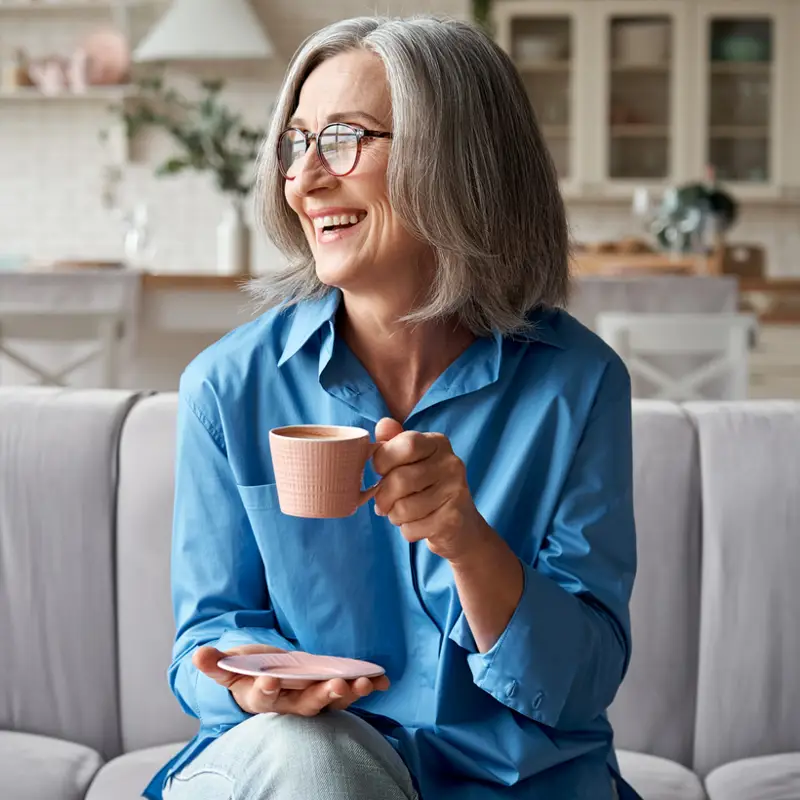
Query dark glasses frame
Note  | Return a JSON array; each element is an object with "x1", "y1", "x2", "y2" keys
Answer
[{"x1": 277, "y1": 123, "x2": 393, "y2": 180}]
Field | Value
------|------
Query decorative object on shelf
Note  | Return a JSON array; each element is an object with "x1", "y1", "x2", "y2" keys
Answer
[
  {"x1": 82, "y1": 27, "x2": 131, "y2": 86},
  {"x1": 613, "y1": 19, "x2": 670, "y2": 67},
  {"x1": 0, "y1": 48, "x2": 33, "y2": 91},
  {"x1": 134, "y1": 0, "x2": 274, "y2": 62},
  {"x1": 648, "y1": 166, "x2": 739, "y2": 255},
  {"x1": 107, "y1": 76, "x2": 266, "y2": 275},
  {"x1": 516, "y1": 34, "x2": 564, "y2": 64}
]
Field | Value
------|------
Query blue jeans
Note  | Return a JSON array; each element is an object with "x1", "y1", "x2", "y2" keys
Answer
[
  {"x1": 163, "y1": 710, "x2": 621, "y2": 800},
  {"x1": 163, "y1": 711, "x2": 419, "y2": 800}
]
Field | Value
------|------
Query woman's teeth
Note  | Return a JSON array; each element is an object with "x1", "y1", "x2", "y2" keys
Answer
[{"x1": 313, "y1": 213, "x2": 364, "y2": 231}]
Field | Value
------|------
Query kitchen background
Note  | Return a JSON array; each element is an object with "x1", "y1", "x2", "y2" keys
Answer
[
  {"x1": 1, "y1": 0, "x2": 798, "y2": 275},
  {"x1": 0, "y1": 0, "x2": 799, "y2": 396}
]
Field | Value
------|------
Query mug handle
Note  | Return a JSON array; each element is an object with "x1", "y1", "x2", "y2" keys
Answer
[{"x1": 357, "y1": 442, "x2": 382, "y2": 508}]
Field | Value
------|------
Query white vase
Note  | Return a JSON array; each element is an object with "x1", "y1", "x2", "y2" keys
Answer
[{"x1": 216, "y1": 201, "x2": 251, "y2": 276}]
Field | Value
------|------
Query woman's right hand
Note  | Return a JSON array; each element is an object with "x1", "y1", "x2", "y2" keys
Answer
[{"x1": 193, "y1": 644, "x2": 390, "y2": 717}]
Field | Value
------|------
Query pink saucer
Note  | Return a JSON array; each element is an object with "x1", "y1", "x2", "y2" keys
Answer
[{"x1": 217, "y1": 652, "x2": 385, "y2": 690}]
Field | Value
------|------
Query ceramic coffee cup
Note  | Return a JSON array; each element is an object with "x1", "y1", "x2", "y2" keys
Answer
[{"x1": 269, "y1": 425, "x2": 380, "y2": 518}]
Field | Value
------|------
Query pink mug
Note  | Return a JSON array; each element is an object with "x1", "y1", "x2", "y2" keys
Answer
[{"x1": 269, "y1": 425, "x2": 380, "y2": 518}]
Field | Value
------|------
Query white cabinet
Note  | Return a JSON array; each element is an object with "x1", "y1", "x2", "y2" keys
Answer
[
  {"x1": 692, "y1": 0, "x2": 793, "y2": 202},
  {"x1": 493, "y1": 0, "x2": 799, "y2": 201}
]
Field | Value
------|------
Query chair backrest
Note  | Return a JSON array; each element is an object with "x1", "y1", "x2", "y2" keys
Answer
[
  {"x1": 685, "y1": 401, "x2": 800, "y2": 776},
  {"x1": 0, "y1": 388, "x2": 137, "y2": 760},
  {"x1": 0, "y1": 309, "x2": 123, "y2": 388},
  {"x1": 608, "y1": 401, "x2": 701, "y2": 767},
  {"x1": 596, "y1": 312, "x2": 755, "y2": 401}
]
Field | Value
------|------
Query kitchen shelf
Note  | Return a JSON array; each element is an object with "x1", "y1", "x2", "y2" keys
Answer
[
  {"x1": 0, "y1": 85, "x2": 136, "y2": 100},
  {"x1": 611, "y1": 63, "x2": 671, "y2": 74},
  {"x1": 517, "y1": 60, "x2": 571, "y2": 73},
  {"x1": 610, "y1": 125, "x2": 670, "y2": 138},
  {"x1": 709, "y1": 125, "x2": 770, "y2": 138},
  {"x1": 710, "y1": 61, "x2": 772, "y2": 75}
]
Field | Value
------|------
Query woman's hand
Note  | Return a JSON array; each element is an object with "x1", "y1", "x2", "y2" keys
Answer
[
  {"x1": 193, "y1": 644, "x2": 390, "y2": 716},
  {"x1": 372, "y1": 418, "x2": 493, "y2": 562}
]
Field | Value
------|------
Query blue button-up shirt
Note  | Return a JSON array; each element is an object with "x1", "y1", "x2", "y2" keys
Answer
[{"x1": 144, "y1": 290, "x2": 637, "y2": 800}]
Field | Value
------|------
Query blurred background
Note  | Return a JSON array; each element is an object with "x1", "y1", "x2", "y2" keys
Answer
[{"x1": 0, "y1": 0, "x2": 798, "y2": 398}]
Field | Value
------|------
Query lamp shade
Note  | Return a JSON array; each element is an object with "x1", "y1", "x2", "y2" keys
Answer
[{"x1": 134, "y1": 0, "x2": 274, "y2": 62}]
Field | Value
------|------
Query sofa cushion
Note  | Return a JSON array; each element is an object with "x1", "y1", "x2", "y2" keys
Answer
[
  {"x1": 685, "y1": 402, "x2": 800, "y2": 775},
  {"x1": 705, "y1": 753, "x2": 800, "y2": 800},
  {"x1": 617, "y1": 750, "x2": 706, "y2": 800},
  {"x1": 0, "y1": 388, "x2": 137, "y2": 759},
  {"x1": 0, "y1": 730, "x2": 103, "y2": 800},
  {"x1": 85, "y1": 742, "x2": 186, "y2": 800},
  {"x1": 116, "y1": 394, "x2": 198, "y2": 752},
  {"x1": 608, "y1": 402, "x2": 701, "y2": 767}
]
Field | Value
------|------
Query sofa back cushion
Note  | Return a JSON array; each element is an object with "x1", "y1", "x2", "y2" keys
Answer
[
  {"x1": 0, "y1": 388, "x2": 135, "y2": 759},
  {"x1": 609, "y1": 401, "x2": 701, "y2": 767},
  {"x1": 687, "y1": 402, "x2": 800, "y2": 775},
  {"x1": 116, "y1": 394, "x2": 197, "y2": 752}
]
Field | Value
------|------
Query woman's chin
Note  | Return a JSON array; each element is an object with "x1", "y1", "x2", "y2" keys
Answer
[{"x1": 314, "y1": 259, "x2": 366, "y2": 290}]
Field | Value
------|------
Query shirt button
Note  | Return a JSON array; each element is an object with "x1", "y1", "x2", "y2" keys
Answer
[
  {"x1": 505, "y1": 680, "x2": 517, "y2": 698},
  {"x1": 533, "y1": 691, "x2": 544, "y2": 710}
]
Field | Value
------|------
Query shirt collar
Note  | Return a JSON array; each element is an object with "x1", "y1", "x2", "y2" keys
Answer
[
  {"x1": 510, "y1": 308, "x2": 565, "y2": 349},
  {"x1": 278, "y1": 292, "x2": 564, "y2": 368},
  {"x1": 278, "y1": 290, "x2": 342, "y2": 367}
]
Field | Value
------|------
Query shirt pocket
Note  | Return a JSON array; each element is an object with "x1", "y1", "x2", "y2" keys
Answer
[
  {"x1": 237, "y1": 482, "x2": 281, "y2": 511},
  {"x1": 234, "y1": 482, "x2": 399, "y2": 662}
]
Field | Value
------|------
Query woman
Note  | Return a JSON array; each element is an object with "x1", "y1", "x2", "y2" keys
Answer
[{"x1": 145, "y1": 15, "x2": 638, "y2": 800}]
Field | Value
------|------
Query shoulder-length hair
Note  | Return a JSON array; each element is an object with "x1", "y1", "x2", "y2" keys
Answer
[{"x1": 249, "y1": 15, "x2": 570, "y2": 337}]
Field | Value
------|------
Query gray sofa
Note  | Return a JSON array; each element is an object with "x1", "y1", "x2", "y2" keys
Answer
[{"x1": 1, "y1": 388, "x2": 799, "y2": 800}]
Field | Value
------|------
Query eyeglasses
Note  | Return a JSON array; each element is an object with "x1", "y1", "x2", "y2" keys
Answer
[{"x1": 277, "y1": 123, "x2": 393, "y2": 180}]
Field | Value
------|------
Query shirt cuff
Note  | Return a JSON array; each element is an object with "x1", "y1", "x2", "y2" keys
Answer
[
  {"x1": 186, "y1": 627, "x2": 296, "y2": 731},
  {"x1": 449, "y1": 561, "x2": 584, "y2": 727}
]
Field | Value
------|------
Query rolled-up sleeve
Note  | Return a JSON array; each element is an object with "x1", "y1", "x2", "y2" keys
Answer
[
  {"x1": 168, "y1": 373, "x2": 295, "y2": 729},
  {"x1": 453, "y1": 357, "x2": 636, "y2": 730}
]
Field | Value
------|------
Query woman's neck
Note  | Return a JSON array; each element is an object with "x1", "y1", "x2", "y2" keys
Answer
[{"x1": 338, "y1": 292, "x2": 476, "y2": 423}]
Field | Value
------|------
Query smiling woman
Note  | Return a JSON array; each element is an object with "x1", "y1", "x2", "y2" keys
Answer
[{"x1": 145, "y1": 14, "x2": 639, "y2": 800}]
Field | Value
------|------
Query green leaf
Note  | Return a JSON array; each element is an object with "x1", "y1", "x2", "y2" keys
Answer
[{"x1": 156, "y1": 158, "x2": 190, "y2": 176}]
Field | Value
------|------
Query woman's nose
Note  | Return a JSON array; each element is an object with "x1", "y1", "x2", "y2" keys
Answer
[{"x1": 292, "y1": 146, "x2": 338, "y2": 195}]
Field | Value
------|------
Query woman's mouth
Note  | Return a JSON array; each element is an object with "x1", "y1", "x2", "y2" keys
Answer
[{"x1": 312, "y1": 211, "x2": 367, "y2": 243}]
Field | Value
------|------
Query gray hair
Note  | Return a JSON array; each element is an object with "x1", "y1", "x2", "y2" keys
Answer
[{"x1": 249, "y1": 15, "x2": 569, "y2": 337}]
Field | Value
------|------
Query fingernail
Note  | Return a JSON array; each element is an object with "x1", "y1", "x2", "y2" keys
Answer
[
  {"x1": 262, "y1": 688, "x2": 278, "y2": 696},
  {"x1": 329, "y1": 691, "x2": 344, "y2": 699},
  {"x1": 374, "y1": 505, "x2": 385, "y2": 517}
]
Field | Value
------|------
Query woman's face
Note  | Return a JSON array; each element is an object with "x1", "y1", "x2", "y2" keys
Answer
[{"x1": 284, "y1": 50, "x2": 432, "y2": 295}]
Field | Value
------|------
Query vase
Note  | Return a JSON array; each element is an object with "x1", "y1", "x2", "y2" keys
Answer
[{"x1": 217, "y1": 201, "x2": 251, "y2": 276}]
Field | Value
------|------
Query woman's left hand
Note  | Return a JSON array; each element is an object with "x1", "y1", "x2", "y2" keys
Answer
[{"x1": 371, "y1": 418, "x2": 492, "y2": 562}]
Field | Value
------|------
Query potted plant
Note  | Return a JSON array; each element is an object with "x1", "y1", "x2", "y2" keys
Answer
[{"x1": 108, "y1": 76, "x2": 266, "y2": 275}]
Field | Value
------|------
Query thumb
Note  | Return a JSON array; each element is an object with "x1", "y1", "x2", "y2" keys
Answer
[
  {"x1": 192, "y1": 646, "x2": 237, "y2": 687},
  {"x1": 375, "y1": 417, "x2": 404, "y2": 443}
]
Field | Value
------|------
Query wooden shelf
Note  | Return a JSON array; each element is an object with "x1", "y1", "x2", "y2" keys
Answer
[
  {"x1": 611, "y1": 63, "x2": 670, "y2": 74},
  {"x1": 710, "y1": 61, "x2": 771, "y2": 75},
  {"x1": 709, "y1": 125, "x2": 770, "y2": 139},
  {"x1": 142, "y1": 272, "x2": 250, "y2": 291},
  {"x1": 0, "y1": 86, "x2": 136, "y2": 101},
  {"x1": 611, "y1": 125, "x2": 670, "y2": 138},
  {"x1": 517, "y1": 60, "x2": 571, "y2": 73}
]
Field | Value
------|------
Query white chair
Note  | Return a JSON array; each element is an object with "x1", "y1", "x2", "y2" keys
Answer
[
  {"x1": 596, "y1": 312, "x2": 756, "y2": 401},
  {"x1": 0, "y1": 309, "x2": 123, "y2": 388}
]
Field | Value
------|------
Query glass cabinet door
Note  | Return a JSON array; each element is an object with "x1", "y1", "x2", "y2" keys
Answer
[
  {"x1": 594, "y1": 2, "x2": 690, "y2": 192},
  {"x1": 697, "y1": 1, "x2": 791, "y2": 196},
  {"x1": 494, "y1": 1, "x2": 586, "y2": 195}
]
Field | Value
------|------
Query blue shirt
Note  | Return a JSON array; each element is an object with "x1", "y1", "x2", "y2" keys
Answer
[{"x1": 144, "y1": 290, "x2": 637, "y2": 800}]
